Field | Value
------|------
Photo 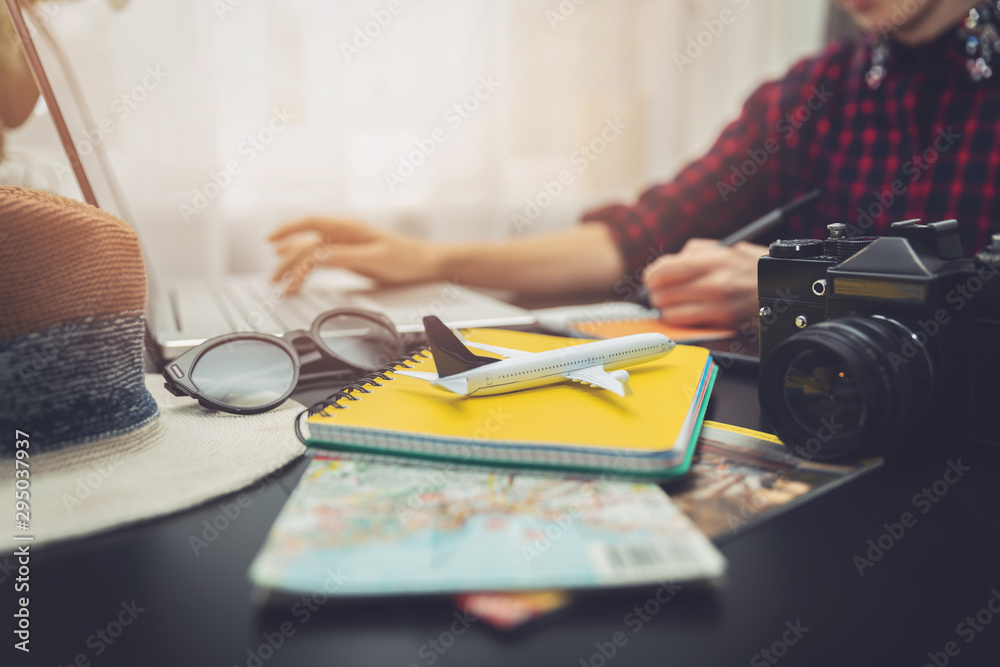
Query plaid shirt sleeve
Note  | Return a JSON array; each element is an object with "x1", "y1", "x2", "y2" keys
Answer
[
  {"x1": 582, "y1": 72, "x2": 799, "y2": 278},
  {"x1": 583, "y1": 30, "x2": 1000, "y2": 275}
]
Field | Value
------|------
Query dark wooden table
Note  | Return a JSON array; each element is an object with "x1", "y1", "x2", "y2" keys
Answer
[{"x1": 7, "y1": 365, "x2": 1000, "y2": 667}]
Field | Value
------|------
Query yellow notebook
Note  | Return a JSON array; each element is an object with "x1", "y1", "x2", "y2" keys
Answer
[{"x1": 304, "y1": 329, "x2": 717, "y2": 478}]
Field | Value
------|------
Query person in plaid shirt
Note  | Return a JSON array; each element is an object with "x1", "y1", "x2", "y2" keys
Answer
[{"x1": 271, "y1": 0, "x2": 1000, "y2": 329}]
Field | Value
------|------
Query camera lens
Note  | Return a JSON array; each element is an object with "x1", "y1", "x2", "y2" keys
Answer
[
  {"x1": 759, "y1": 315, "x2": 934, "y2": 460},
  {"x1": 781, "y1": 347, "x2": 864, "y2": 442}
]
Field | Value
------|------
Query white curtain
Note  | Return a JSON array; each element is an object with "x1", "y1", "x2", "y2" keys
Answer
[{"x1": 2, "y1": 0, "x2": 825, "y2": 277}]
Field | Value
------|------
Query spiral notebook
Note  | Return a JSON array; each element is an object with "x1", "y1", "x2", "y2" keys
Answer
[{"x1": 302, "y1": 329, "x2": 717, "y2": 478}]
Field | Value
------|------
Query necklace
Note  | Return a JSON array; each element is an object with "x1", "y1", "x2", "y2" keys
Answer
[
  {"x1": 961, "y1": 2, "x2": 1000, "y2": 80},
  {"x1": 866, "y1": 1, "x2": 1000, "y2": 89}
]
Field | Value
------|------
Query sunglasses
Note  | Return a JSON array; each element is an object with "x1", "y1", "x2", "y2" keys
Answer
[{"x1": 162, "y1": 309, "x2": 404, "y2": 414}]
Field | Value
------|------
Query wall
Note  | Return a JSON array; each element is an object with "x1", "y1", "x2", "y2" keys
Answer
[{"x1": 1, "y1": 0, "x2": 827, "y2": 278}]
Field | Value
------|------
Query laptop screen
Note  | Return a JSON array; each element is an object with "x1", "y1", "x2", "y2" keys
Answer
[
  {"x1": 4, "y1": 0, "x2": 169, "y2": 364},
  {"x1": 3, "y1": 0, "x2": 133, "y2": 221},
  {"x1": 1, "y1": 0, "x2": 285, "y2": 284},
  {"x1": 2, "y1": 0, "x2": 534, "y2": 364}
]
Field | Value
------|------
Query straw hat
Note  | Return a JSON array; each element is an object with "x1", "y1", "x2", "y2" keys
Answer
[{"x1": 0, "y1": 186, "x2": 305, "y2": 548}]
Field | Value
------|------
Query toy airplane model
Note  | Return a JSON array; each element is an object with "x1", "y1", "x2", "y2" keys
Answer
[{"x1": 396, "y1": 316, "x2": 676, "y2": 397}]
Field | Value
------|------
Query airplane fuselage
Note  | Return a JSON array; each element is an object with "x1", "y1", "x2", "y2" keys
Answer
[{"x1": 431, "y1": 333, "x2": 673, "y2": 396}]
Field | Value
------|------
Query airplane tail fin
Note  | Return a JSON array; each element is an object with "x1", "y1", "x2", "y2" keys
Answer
[{"x1": 422, "y1": 316, "x2": 499, "y2": 377}]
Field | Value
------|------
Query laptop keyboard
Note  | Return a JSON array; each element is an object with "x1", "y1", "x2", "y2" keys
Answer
[
  {"x1": 155, "y1": 273, "x2": 531, "y2": 360},
  {"x1": 216, "y1": 276, "x2": 346, "y2": 333}
]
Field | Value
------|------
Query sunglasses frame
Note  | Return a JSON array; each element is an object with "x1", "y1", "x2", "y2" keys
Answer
[{"x1": 161, "y1": 308, "x2": 403, "y2": 415}]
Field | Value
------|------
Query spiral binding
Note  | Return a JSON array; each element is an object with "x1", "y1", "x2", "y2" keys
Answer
[{"x1": 293, "y1": 349, "x2": 427, "y2": 445}]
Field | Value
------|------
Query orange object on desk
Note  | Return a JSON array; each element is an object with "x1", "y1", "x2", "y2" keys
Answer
[{"x1": 571, "y1": 318, "x2": 734, "y2": 342}]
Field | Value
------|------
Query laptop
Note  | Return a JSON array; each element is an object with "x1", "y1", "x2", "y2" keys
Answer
[{"x1": 4, "y1": 0, "x2": 533, "y2": 365}]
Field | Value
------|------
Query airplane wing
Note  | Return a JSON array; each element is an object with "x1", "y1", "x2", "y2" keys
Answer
[
  {"x1": 564, "y1": 366, "x2": 628, "y2": 397},
  {"x1": 457, "y1": 338, "x2": 531, "y2": 358},
  {"x1": 394, "y1": 370, "x2": 470, "y2": 395},
  {"x1": 394, "y1": 370, "x2": 439, "y2": 381}
]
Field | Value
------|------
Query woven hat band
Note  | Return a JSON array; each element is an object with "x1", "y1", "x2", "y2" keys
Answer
[{"x1": 0, "y1": 311, "x2": 159, "y2": 454}]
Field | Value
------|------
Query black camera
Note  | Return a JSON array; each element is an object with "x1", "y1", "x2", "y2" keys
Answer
[{"x1": 757, "y1": 220, "x2": 1000, "y2": 461}]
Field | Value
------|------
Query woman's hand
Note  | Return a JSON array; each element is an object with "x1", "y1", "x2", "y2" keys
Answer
[
  {"x1": 269, "y1": 217, "x2": 441, "y2": 295},
  {"x1": 642, "y1": 238, "x2": 766, "y2": 329}
]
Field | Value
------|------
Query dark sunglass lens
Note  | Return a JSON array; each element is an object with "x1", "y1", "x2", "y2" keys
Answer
[
  {"x1": 316, "y1": 313, "x2": 402, "y2": 370},
  {"x1": 190, "y1": 339, "x2": 295, "y2": 409}
]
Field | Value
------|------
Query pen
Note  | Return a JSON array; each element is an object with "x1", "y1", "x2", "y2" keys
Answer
[
  {"x1": 628, "y1": 189, "x2": 823, "y2": 306},
  {"x1": 717, "y1": 189, "x2": 822, "y2": 246}
]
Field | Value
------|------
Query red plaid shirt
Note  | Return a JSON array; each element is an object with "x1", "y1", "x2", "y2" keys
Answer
[{"x1": 585, "y1": 26, "x2": 1000, "y2": 277}]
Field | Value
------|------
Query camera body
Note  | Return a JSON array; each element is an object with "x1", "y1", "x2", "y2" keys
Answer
[{"x1": 757, "y1": 220, "x2": 1000, "y2": 461}]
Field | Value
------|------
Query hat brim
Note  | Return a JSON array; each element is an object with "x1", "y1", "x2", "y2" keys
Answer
[{"x1": 1, "y1": 374, "x2": 306, "y2": 549}]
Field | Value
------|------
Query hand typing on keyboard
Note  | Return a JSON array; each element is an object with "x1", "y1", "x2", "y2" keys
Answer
[{"x1": 269, "y1": 217, "x2": 442, "y2": 295}]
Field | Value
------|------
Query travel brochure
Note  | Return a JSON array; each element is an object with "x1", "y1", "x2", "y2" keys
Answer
[
  {"x1": 249, "y1": 455, "x2": 727, "y2": 597},
  {"x1": 250, "y1": 421, "x2": 879, "y2": 630},
  {"x1": 671, "y1": 422, "x2": 881, "y2": 541},
  {"x1": 452, "y1": 423, "x2": 881, "y2": 628}
]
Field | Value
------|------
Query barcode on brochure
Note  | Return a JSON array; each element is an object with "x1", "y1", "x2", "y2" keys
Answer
[{"x1": 587, "y1": 541, "x2": 700, "y2": 582}]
